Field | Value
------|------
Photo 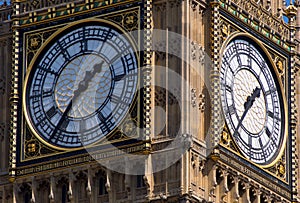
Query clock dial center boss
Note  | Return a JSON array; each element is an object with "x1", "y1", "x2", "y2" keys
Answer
[
  {"x1": 23, "y1": 20, "x2": 139, "y2": 149},
  {"x1": 55, "y1": 58, "x2": 107, "y2": 118},
  {"x1": 220, "y1": 36, "x2": 286, "y2": 165}
]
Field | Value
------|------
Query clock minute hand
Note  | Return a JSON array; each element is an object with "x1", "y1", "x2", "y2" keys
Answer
[
  {"x1": 49, "y1": 62, "x2": 104, "y2": 142},
  {"x1": 48, "y1": 99, "x2": 73, "y2": 142},
  {"x1": 233, "y1": 87, "x2": 261, "y2": 137}
]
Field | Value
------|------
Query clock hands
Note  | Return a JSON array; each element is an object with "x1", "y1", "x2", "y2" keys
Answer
[
  {"x1": 49, "y1": 61, "x2": 105, "y2": 143},
  {"x1": 73, "y1": 62, "x2": 104, "y2": 99},
  {"x1": 244, "y1": 87, "x2": 261, "y2": 111},
  {"x1": 233, "y1": 87, "x2": 261, "y2": 138}
]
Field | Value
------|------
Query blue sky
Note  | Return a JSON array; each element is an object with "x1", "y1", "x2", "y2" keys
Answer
[{"x1": 0, "y1": 0, "x2": 10, "y2": 5}]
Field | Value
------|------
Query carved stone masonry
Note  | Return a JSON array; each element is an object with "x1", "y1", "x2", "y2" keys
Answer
[
  {"x1": 68, "y1": 171, "x2": 75, "y2": 202},
  {"x1": 0, "y1": 77, "x2": 6, "y2": 95},
  {"x1": 0, "y1": 122, "x2": 5, "y2": 142},
  {"x1": 190, "y1": 87, "x2": 206, "y2": 112},
  {"x1": 191, "y1": 41, "x2": 205, "y2": 64},
  {"x1": 222, "y1": 0, "x2": 290, "y2": 37},
  {"x1": 189, "y1": 0, "x2": 207, "y2": 14},
  {"x1": 169, "y1": 0, "x2": 182, "y2": 8}
]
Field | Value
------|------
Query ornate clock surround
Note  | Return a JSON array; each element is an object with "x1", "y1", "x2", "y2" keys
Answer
[
  {"x1": 23, "y1": 19, "x2": 139, "y2": 150},
  {"x1": 219, "y1": 33, "x2": 288, "y2": 168},
  {"x1": 12, "y1": 2, "x2": 145, "y2": 177},
  {"x1": 215, "y1": 9, "x2": 293, "y2": 200}
]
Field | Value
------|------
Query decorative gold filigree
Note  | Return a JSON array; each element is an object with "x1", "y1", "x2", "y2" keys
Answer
[
  {"x1": 273, "y1": 56, "x2": 286, "y2": 89},
  {"x1": 30, "y1": 0, "x2": 40, "y2": 8},
  {"x1": 256, "y1": 9, "x2": 262, "y2": 20},
  {"x1": 245, "y1": 2, "x2": 251, "y2": 10},
  {"x1": 28, "y1": 34, "x2": 42, "y2": 50},
  {"x1": 121, "y1": 118, "x2": 137, "y2": 137},
  {"x1": 25, "y1": 139, "x2": 41, "y2": 158},
  {"x1": 25, "y1": 28, "x2": 58, "y2": 67},
  {"x1": 103, "y1": 9, "x2": 139, "y2": 32},
  {"x1": 220, "y1": 20, "x2": 237, "y2": 42},
  {"x1": 220, "y1": 127, "x2": 231, "y2": 147},
  {"x1": 276, "y1": 59, "x2": 284, "y2": 75},
  {"x1": 221, "y1": 23, "x2": 230, "y2": 40},
  {"x1": 273, "y1": 157, "x2": 286, "y2": 179},
  {"x1": 221, "y1": 0, "x2": 290, "y2": 39},
  {"x1": 284, "y1": 4, "x2": 297, "y2": 19},
  {"x1": 277, "y1": 163, "x2": 285, "y2": 176}
]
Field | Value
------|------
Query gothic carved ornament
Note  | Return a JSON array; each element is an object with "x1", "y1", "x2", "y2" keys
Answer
[{"x1": 220, "y1": 0, "x2": 291, "y2": 51}]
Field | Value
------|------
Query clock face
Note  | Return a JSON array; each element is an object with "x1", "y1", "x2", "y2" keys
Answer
[
  {"x1": 220, "y1": 37, "x2": 285, "y2": 165},
  {"x1": 23, "y1": 21, "x2": 138, "y2": 148}
]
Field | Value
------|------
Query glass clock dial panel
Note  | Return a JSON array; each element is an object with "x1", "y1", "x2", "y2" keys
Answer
[
  {"x1": 24, "y1": 22, "x2": 138, "y2": 148},
  {"x1": 220, "y1": 38, "x2": 285, "y2": 165}
]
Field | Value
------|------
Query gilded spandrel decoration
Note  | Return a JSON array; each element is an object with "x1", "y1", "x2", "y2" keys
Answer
[
  {"x1": 263, "y1": 156, "x2": 287, "y2": 181},
  {"x1": 120, "y1": 104, "x2": 140, "y2": 139},
  {"x1": 220, "y1": 126, "x2": 235, "y2": 150},
  {"x1": 219, "y1": 121, "x2": 288, "y2": 175},
  {"x1": 276, "y1": 58, "x2": 284, "y2": 75},
  {"x1": 110, "y1": 11, "x2": 139, "y2": 31},
  {"x1": 221, "y1": 23, "x2": 230, "y2": 40},
  {"x1": 25, "y1": 28, "x2": 60, "y2": 67},
  {"x1": 270, "y1": 52, "x2": 287, "y2": 89},
  {"x1": 276, "y1": 59, "x2": 286, "y2": 87},
  {"x1": 220, "y1": 20, "x2": 238, "y2": 41},
  {"x1": 25, "y1": 139, "x2": 41, "y2": 158},
  {"x1": 24, "y1": 127, "x2": 58, "y2": 160},
  {"x1": 276, "y1": 161, "x2": 286, "y2": 178},
  {"x1": 221, "y1": 129, "x2": 230, "y2": 146},
  {"x1": 221, "y1": 124, "x2": 288, "y2": 182},
  {"x1": 103, "y1": 9, "x2": 139, "y2": 32},
  {"x1": 121, "y1": 120, "x2": 137, "y2": 137}
]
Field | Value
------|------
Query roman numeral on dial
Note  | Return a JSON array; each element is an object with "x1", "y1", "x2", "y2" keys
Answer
[
  {"x1": 227, "y1": 105, "x2": 235, "y2": 115},
  {"x1": 46, "y1": 106, "x2": 57, "y2": 118}
]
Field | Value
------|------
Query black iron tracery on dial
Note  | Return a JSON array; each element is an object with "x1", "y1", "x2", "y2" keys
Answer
[
  {"x1": 25, "y1": 22, "x2": 138, "y2": 148},
  {"x1": 220, "y1": 37, "x2": 285, "y2": 165}
]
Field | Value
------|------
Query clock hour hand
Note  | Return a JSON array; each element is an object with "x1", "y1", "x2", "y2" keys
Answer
[
  {"x1": 233, "y1": 87, "x2": 261, "y2": 137},
  {"x1": 73, "y1": 61, "x2": 104, "y2": 100},
  {"x1": 49, "y1": 61, "x2": 104, "y2": 142}
]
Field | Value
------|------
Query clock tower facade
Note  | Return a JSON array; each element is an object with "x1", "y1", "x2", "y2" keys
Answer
[{"x1": 0, "y1": 0, "x2": 299, "y2": 203}]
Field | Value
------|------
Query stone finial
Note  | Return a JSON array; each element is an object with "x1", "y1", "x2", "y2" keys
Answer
[{"x1": 285, "y1": 4, "x2": 297, "y2": 19}]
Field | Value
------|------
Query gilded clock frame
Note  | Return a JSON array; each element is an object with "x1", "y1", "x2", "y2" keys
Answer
[
  {"x1": 219, "y1": 32, "x2": 289, "y2": 169},
  {"x1": 22, "y1": 18, "x2": 140, "y2": 151},
  {"x1": 16, "y1": 6, "x2": 143, "y2": 166}
]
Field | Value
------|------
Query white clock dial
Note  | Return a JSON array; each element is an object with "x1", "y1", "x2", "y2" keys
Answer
[
  {"x1": 24, "y1": 21, "x2": 138, "y2": 148},
  {"x1": 220, "y1": 37, "x2": 285, "y2": 165}
]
